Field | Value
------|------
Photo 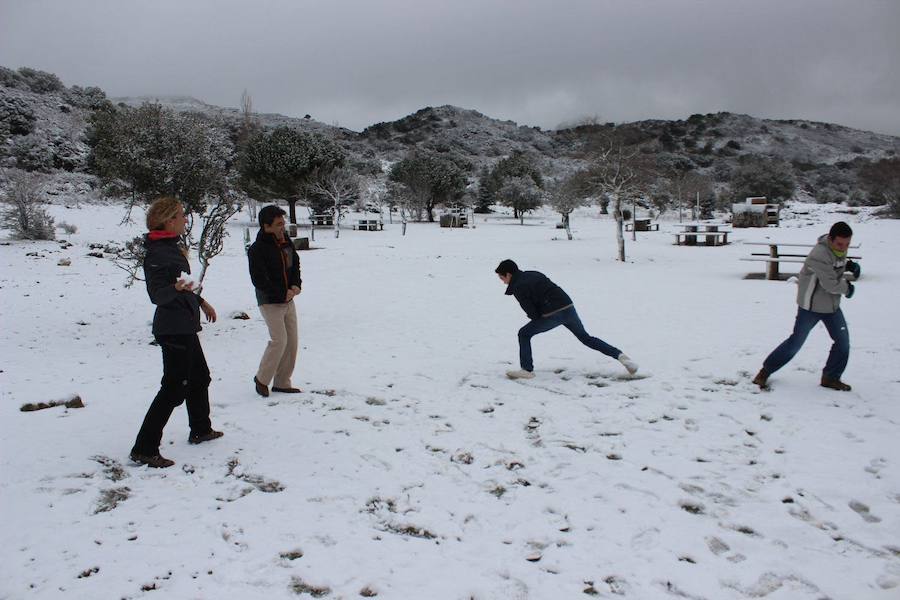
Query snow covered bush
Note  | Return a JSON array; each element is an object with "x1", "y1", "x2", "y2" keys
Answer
[
  {"x1": 0, "y1": 170, "x2": 55, "y2": 240},
  {"x1": 15, "y1": 67, "x2": 65, "y2": 94},
  {"x1": 0, "y1": 92, "x2": 37, "y2": 139},
  {"x1": 11, "y1": 134, "x2": 54, "y2": 172},
  {"x1": 62, "y1": 85, "x2": 111, "y2": 111}
]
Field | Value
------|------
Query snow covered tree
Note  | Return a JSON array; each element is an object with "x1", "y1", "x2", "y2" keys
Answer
[
  {"x1": 88, "y1": 102, "x2": 233, "y2": 217},
  {"x1": 238, "y1": 126, "x2": 345, "y2": 224},
  {"x1": 547, "y1": 172, "x2": 590, "y2": 240},
  {"x1": 728, "y1": 156, "x2": 796, "y2": 203},
  {"x1": 388, "y1": 152, "x2": 468, "y2": 222},
  {"x1": 88, "y1": 103, "x2": 239, "y2": 287},
  {"x1": 474, "y1": 166, "x2": 493, "y2": 213},
  {"x1": 498, "y1": 176, "x2": 542, "y2": 224},
  {"x1": 479, "y1": 152, "x2": 543, "y2": 210}
]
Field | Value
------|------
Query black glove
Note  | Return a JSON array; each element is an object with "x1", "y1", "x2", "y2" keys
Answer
[
  {"x1": 846, "y1": 282, "x2": 855, "y2": 299},
  {"x1": 845, "y1": 260, "x2": 861, "y2": 279}
]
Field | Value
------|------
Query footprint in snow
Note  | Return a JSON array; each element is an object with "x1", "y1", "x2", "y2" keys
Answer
[{"x1": 849, "y1": 500, "x2": 882, "y2": 523}]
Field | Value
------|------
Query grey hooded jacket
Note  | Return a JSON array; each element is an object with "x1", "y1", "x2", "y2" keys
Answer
[{"x1": 796, "y1": 234, "x2": 850, "y2": 313}]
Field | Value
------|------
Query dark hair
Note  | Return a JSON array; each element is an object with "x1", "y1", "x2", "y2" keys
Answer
[
  {"x1": 495, "y1": 259, "x2": 519, "y2": 276},
  {"x1": 258, "y1": 205, "x2": 287, "y2": 227},
  {"x1": 828, "y1": 221, "x2": 853, "y2": 239}
]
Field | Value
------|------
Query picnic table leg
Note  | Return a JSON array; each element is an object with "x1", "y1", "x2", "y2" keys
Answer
[{"x1": 767, "y1": 246, "x2": 779, "y2": 280}]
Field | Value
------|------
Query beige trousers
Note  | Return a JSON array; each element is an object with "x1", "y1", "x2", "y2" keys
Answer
[{"x1": 256, "y1": 300, "x2": 298, "y2": 388}]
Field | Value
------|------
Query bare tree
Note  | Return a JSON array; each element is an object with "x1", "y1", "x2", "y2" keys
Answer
[
  {"x1": 307, "y1": 167, "x2": 360, "y2": 238},
  {"x1": 239, "y1": 90, "x2": 259, "y2": 222},
  {"x1": 586, "y1": 136, "x2": 655, "y2": 261},
  {"x1": 682, "y1": 172, "x2": 714, "y2": 220},
  {"x1": 387, "y1": 181, "x2": 415, "y2": 235},
  {"x1": 196, "y1": 190, "x2": 244, "y2": 288}
]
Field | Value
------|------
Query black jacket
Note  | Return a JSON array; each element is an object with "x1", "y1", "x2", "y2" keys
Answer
[
  {"x1": 505, "y1": 270, "x2": 573, "y2": 320},
  {"x1": 143, "y1": 236, "x2": 204, "y2": 336},
  {"x1": 247, "y1": 229, "x2": 302, "y2": 304}
]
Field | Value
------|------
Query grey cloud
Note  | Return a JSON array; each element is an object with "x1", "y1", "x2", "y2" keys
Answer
[{"x1": 1, "y1": 0, "x2": 898, "y2": 134}]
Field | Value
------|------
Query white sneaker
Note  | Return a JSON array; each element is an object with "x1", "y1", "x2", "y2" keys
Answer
[
  {"x1": 506, "y1": 369, "x2": 535, "y2": 380},
  {"x1": 617, "y1": 354, "x2": 638, "y2": 375}
]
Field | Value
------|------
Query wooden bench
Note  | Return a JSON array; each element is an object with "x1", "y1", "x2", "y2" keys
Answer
[
  {"x1": 311, "y1": 214, "x2": 334, "y2": 227},
  {"x1": 352, "y1": 219, "x2": 383, "y2": 231},
  {"x1": 626, "y1": 219, "x2": 660, "y2": 232},
  {"x1": 741, "y1": 242, "x2": 861, "y2": 280}
]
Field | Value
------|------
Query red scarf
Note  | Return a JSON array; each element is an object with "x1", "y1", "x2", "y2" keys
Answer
[{"x1": 148, "y1": 231, "x2": 179, "y2": 241}]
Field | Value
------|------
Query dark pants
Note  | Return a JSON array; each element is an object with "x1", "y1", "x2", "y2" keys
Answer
[
  {"x1": 763, "y1": 307, "x2": 850, "y2": 379},
  {"x1": 132, "y1": 334, "x2": 212, "y2": 456},
  {"x1": 518, "y1": 306, "x2": 622, "y2": 372}
]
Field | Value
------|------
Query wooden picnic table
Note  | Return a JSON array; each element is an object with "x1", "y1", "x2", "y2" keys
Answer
[
  {"x1": 626, "y1": 218, "x2": 660, "y2": 232},
  {"x1": 741, "y1": 242, "x2": 861, "y2": 280},
  {"x1": 311, "y1": 214, "x2": 334, "y2": 227},
  {"x1": 673, "y1": 223, "x2": 731, "y2": 246},
  {"x1": 353, "y1": 218, "x2": 383, "y2": 231}
]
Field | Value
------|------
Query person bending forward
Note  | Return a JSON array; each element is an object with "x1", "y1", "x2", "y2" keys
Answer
[{"x1": 496, "y1": 259, "x2": 638, "y2": 380}]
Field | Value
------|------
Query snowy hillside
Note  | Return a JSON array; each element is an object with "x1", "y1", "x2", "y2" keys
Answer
[{"x1": 1, "y1": 202, "x2": 898, "y2": 599}]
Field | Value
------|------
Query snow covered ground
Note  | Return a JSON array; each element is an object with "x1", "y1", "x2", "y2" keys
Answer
[{"x1": 1, "y1": 202, "x2": 898, "y2": 599}]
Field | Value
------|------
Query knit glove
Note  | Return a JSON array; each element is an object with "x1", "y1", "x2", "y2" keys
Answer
[
  {"x1": 845, "y1": 260, "x2": 861, "y2": 279},
  {"x1": 846, "y1": 282, "x2": 855, "y2": 299}
]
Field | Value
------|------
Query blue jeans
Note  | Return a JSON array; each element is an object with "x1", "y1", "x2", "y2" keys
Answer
[
  {"x1": 518, "y1": 306, "x2": 622, "y2": 372},
  {"x1": 763, "y1": 307, "x2": 850, "y2": 379}
]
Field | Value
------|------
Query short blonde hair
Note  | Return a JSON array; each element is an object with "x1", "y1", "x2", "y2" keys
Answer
[{"x1": 146, "y1": 197, "x2": 182, "y2": 231}]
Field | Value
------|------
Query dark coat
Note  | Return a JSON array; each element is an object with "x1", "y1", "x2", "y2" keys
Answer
[
  {"x1": 247, "y1": 229, "x2": 302, "y2": 304},
  {"x1": 505, "y1": 270, "x2": 573, "y2": 320},
  {"x1": 143, "y1": 236, "x2": 204, "y2": 336}
]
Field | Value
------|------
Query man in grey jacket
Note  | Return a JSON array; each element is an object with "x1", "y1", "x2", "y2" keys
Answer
[{"x1": 753, "y1": 221, "x2": 860, "y2": 391}]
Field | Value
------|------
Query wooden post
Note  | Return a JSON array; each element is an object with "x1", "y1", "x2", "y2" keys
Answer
[{"x1": 767, "y1": 245, "x2": 779, "y2": 280}]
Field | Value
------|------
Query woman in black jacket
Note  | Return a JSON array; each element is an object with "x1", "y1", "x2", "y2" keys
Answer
[{"x1": 130, "y1": 197, "x2": 223, "y2": 468}]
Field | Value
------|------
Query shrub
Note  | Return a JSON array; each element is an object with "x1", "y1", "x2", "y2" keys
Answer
[
  {"x1": 16, "y1": 68, "x2": 64, "y2": 94},
  {"x1": 58, "y1": 221, "x2": 78, "y2": 234},
  {"x1": 62, "y1": 85, "x2": 111, "y2": 111},
  {"x1": 0, "y1": 66, "x2": 25, "y2": 89},
  {"x1": 12, "y1": 134, "x2": 54, "y2": 172},
  {"x1": 0, "y1": 94, "x2": 37, "y2": 136},
  {"x1": 0, "y1": 171, "x2": 56, "y2": 240}
]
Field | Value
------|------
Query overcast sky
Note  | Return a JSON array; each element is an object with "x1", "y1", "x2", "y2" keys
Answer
[{"x1": 2, "y1": 0, "x2": 899, "y2": 135}]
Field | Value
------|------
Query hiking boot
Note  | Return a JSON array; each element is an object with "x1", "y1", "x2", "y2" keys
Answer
[
  {"x1": 188, "y1": 429, "x2": 224, "y2": 445},
  {"x1": 271, "y1": 386, "x2": 302, "y2": 393},
  {"x1": 752, "y1": 368, "x2": 770, "y2": 388},
  {"x1": 130, "y1": 451, "x2": 175, "y2": 468},
  {"x1": 821, "y1": 376, "x2": 851, "y2": 391},
  {"x1": 617, "y1": 353, "x2": 639, "y2": 375},
  {"x1": 254, "y1": 376, "x2": 269, "y2": 397},
  {"x1": 506, "y1": 369, "x2": 535, "y2": 380}
]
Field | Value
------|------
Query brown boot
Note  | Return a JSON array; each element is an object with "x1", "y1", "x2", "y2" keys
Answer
[
  {"x1": 254, "y1": 376, "x2": 270, "y2": 397},
  {"x1": 188, "y1": 429, "x2": 224, "y2": 445},
  {"x1": 752, "y1": 368, "x2": 770, "y2": 388},
  {"x1": 130, "y1": 452, "x2": 175, "y2": 468},
  {"x1": 821, "y1": 375, "x2": 851, "y2": 391}
]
